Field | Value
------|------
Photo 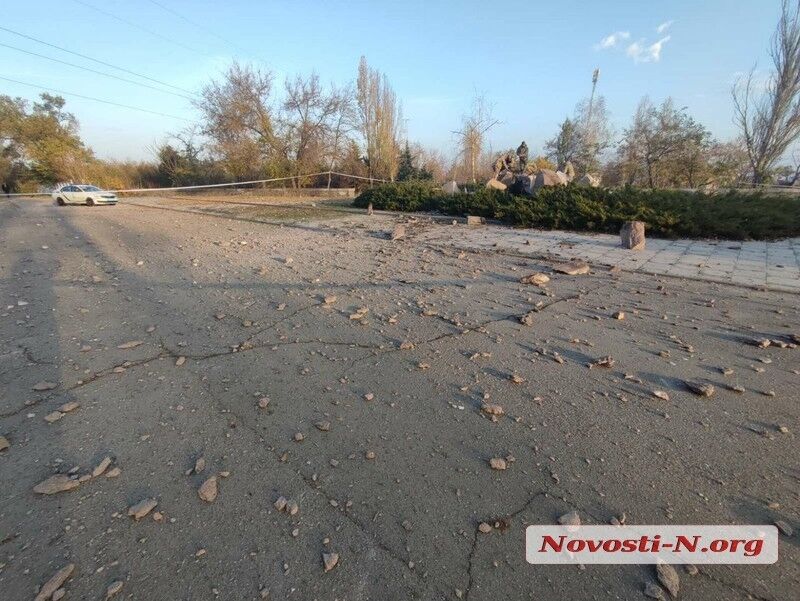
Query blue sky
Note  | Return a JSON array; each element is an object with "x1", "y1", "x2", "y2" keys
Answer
[{"x1": 0, "y1": 0, "x2": 783, "y2": 162}]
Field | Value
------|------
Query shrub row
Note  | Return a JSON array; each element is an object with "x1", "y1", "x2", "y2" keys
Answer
[{"x1": 353, "y1": 182, "x2": 800, "y2": 240}]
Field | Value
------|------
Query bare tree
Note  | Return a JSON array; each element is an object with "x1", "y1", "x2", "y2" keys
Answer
[
  {"x1": 195, "y1": 62, "x2": 284, "y2": 179},
  {"x1": 453, "y1": 94, "x2": 499, "y2": 184},
  {"x1": 356, "y1": 56, "x2": 401, "y2": 182},
  {"x1": 733, "y1": 0, "x2": 800, "y2": 183}
]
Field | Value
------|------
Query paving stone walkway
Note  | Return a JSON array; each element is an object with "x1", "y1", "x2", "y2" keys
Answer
[{"x1": 418, "y1": 223, "x2": 800, "y2": 293}]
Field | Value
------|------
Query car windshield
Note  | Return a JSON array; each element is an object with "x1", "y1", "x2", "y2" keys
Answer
[{"x1": 78, "y1": 185, "x2": 102, "y2": 192}]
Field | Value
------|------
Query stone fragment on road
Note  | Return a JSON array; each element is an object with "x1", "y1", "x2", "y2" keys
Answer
[
  {"x1": 775, "y1": 520, "x2": 793, "y2": 536},
  {"x1": 92, "y1": 456, "x2": 112, "y2": 477},
  {"x1": 198, "y1": 476, "x2": 218, "y2": 502},
  {"x1": 390, "y1": 224, "x2": 406, "y2": 240},
  {"x1": 589, "y1": 356, "x2": 615, "y2": 369},
  {"x1": 315, "y1": 420, "x2": 331, "y2": 432},
  {"x1": 620, "y1": 221, "x2": 646, "y2": 250},
  {"x1": 519, "y1": 312, "x2": 535, "y2": 326},
  {"x1": 478, "y1": 522, "x2": 492, "y2": 533},
  {"x1": 33, "y1": 474, "x2": 80, "y2": 495},
  {"x1": 257, "y1": 397, "x2": 270, "y2": 409},
  {"x1": 117, "y1": 340, "x2": 143, "y2": 349},
  {"x1": 322, "y1": 552, "x2": 339, "y2": 572},
  {"x1": 105, "y1": 467, "x2": 121, "y2": 478},
  {"x1": 274, "y1": 496, "x2": 288, "y2": 512},
  {"x1": 34, "y1": 563, "x2": 75, "y2": 601},
  {"x1": 644, "y1": 581, "x2": 665, "y2": 599},
  {"x1": 194, "y1": 457, "x2": 206, "y2": 474},
  {"x1": 44, "y1": 411, "x2": 64, "y2": 423},
  {"x1": 552, "y1": 260, "x2": 590, "y2": 275},
  {"x1": 323, "y1": 295, "x2": 337, "y2": 304},
  {"x1": 612, "y1": 311, "x2": 625, "y2": 320},
  {"x1": 557, "y1": 511, "x2": 581, "y2": 526},
  {"x1": 33, "y1": 381, "x2": 58, "y2": 391},
  {"x1": 105, "y1": 580, "x2": 124, "y2": 599},
  {"x1": 656, "y1": 562, "x2": 680, "y2": 597},
  {"x1": 175, "y1": 356, "x2": 186, "y2": 366},
  {"x1": 59, "y1": 402, "x2": 80, "y2": 413},
  {"x1": 0, "y1": 435, "x2": 9, "y2": 451},
  {"x1": 652, "y1": 390, "x2": 670, "y2": 401},
  {"x1": 480, "y1": 402, "x2": 504, "y2": 417},
  {"x1": 519, "y1": 273, "x2": 550, "y2": 286},
  {"x1": 685, "y1": 381, "x2": 715, "y2": 397},
  {"x1": 128, "y1": 497, "x2": 158, "y2": 520},
  {"x1": 489, "y1": 457, "x2": 507, "y2": 470}
]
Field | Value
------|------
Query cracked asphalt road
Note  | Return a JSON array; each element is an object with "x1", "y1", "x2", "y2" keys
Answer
[{"x1": 1, "y1": 196, "x2": 798, "y2": 600}]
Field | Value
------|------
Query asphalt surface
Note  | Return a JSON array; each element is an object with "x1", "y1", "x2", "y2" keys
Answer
[{"x1": 1, "y1": 196, "x2": 798, "y2": 601}]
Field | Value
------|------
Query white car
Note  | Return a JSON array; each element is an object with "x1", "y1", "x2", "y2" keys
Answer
[{"x1": 52, "y1": 184, "x2": 118, "y2": 206}]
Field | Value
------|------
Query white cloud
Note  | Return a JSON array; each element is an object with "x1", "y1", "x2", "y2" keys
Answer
[
  {"x1": 626, "y1": 36, "x2": 671, "y2": 63},
  {"x1": 594, "y1": 31, "x2": 630, "y2": 50},
  {"x1": 656, "y1": 20, "x2": 674, "y2": 34}
]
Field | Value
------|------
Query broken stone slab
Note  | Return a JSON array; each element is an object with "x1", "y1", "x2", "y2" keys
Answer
[
  {"x1": 656, "y1": 562, "x2": 680, "y2": 597},
  {"x1": 685, "y1": 381, "x2": 715, "y2": 397},
  {"x1": 92, "y1": 456, "x2": 113, "y2": 477},
  {"x1": 557, "y1": 511, "x2": 581, "y2": 526},
  {"x1": 198, "y1": 476, "x2": 218, "y2": 503},
  {"x1": 552, "y1": 260, "x2": 590, "y2": 275},
  {"x1": 322, "y1": 552, "x2": 339, "y2": 572},
  {"x1": 485, "y1": 178, "x2": 507, "y2": 191},
  {"x1": 466, "y1": 215, "x2": 484, "y2": 226},
  {"x1": 390, "y1": 224, "x2": 406, "y2": 240},
  {"x1": 33, "y1": 474, "x2": 80, "y2": 495},
  {"x1": 34, "y1": 563, "x2": 75, "y2": 601},
  {"x1": 620, "y1": 221, "x2": 646, "y2": 250},
  {"x1": 32, "y1": 381, "x2": 58, "y2": 391},
  {"x1": 128, "y1": 498, "x2": 158, "y2": 520},
  {"x1": 519, "y1": 273, "x2": 550, "y2": 286}
]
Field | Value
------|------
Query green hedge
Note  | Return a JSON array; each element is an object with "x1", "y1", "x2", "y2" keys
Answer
[{"x1": 353, "y1": 183, "x2": 800, "y2": 240}]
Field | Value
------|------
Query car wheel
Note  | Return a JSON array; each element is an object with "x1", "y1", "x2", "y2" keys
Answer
[
  {"x1": 86, "y1": 198, "x2": 95, "y2": 206},
  {"x1": 56, "y1": 197, "x2": 65, "y2": 206}
]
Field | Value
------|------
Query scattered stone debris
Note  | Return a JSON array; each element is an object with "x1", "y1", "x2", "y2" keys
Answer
[
  {"x1": 510, "y1": 374, "x2": 524, "y2": 384},
  {"x1": 519, "y1": 312, "x2": 536, "y2": 326},
  {"x1": 489, "y1": 457, "x2": 508, "y2": 470},
  {"x1": 322, "y1": 552, "x2": 339, "y2": 572},
  {"x1": 552, "y1": 260, "x2": 590, "y2": 276},
  {"x1": 557, "y1": 511, "x2": 581, "y2": 526},
  {"x1": 589, "y1": 356, "x2": 615, "y2": 369},
  {"x1": 257, "y1": 397, "x2": 270, "y2": 409},
  {"x1": 198, "y1": 476, "x2": 218, "y2": 503},
  {"x1": 365, "y1": 450, "x2": 377, "y2": 460},
  {"x1": 175, "y1": 356, "x2": 186, "y2": 366},
  {"x1": 105, "y1": 580, "x2": 124, "y2": 599},
  {"x1": 752, "y1": 338, "x2": 771, "y2": 348},
  {"x1": 323, "y1": 295, "x2": 337, "y2": 305},
  {"x1": 390, "y1": 224, "x2": 406, "y2": 241},
  {"x1": 128, "y1": 497, "x2": 158, "y2": 520},
  {"x1": 194, "y1": 457, "x2": 206, "y2": 474},
  {"x1": 117, "y1": 340, "x2": 143, "y2": 349},
  {"x1": 274, "y1": 496, "x2": 288, "y2": 512},
  {"x1": 612, "y1": 311, "x2": 625, "y2": 320},
  {"x1": 0, "y1": 435, "x2": 9, "y2": 451},
  {"x1": 59, "y1": 402, "x2": 80, "y2": 413},
  {"x1": 44, "y1": 411, "x2": 63, "y2": 423},
  {"x1": 643, "y1": 581, "x2": 665, "y2": 599},
  {"x1": 656, "y1": 562, "x2": 680, "y2": 598},
  {"x1": 33, "y1": 474, "x2": 80, "y2": 495},
  {"x1": 315, "y1": 420, "x2": 331, "y2": 432},
  {"x1": 652, "y1": 390, "x2": 670, "y2": 401},
  {"x1": 34, "y1": 563, "x2": 75, "y2": 601},
  {"x1": 519, "y1": 273, "x2": 550, "y2": 286},
  {"x1": 775, "y1": 520, "x2": 793, "y2": 536},
  {"x1": 32, "y1": 381, "x2": 58, "y2": 391},
  {"x1": 92, "y1": 456, "x2": 113, "y2": 477},
  {"x1": 685, "y1": 381, "x2": 715, "y2": 397},
  {"x1": 480, "y1": 402, "x2": 505, "y2": 417},
  {"x1": 105, "y1": 467, "x2": 121, "y2": 478},
  {"x1": 478, "y1": 522, "x2": 493, "y2": 534}
]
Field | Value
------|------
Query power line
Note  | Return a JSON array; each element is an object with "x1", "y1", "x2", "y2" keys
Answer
[
  {"x1": 0, "y1": 75, "x2": 192, "y2": 121},
  {"x1": 70, "y1": 0, "x2": 206, "y2": 56},
  {"x1": 0, "y1": 41, "x2": 194, "y2": 101},
  {"x1": 0, "y1": 25, "x2": 196, "y2": 96},
  {"x1": 145, "y1": 0, "x2": 247, "y2": 54}
]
